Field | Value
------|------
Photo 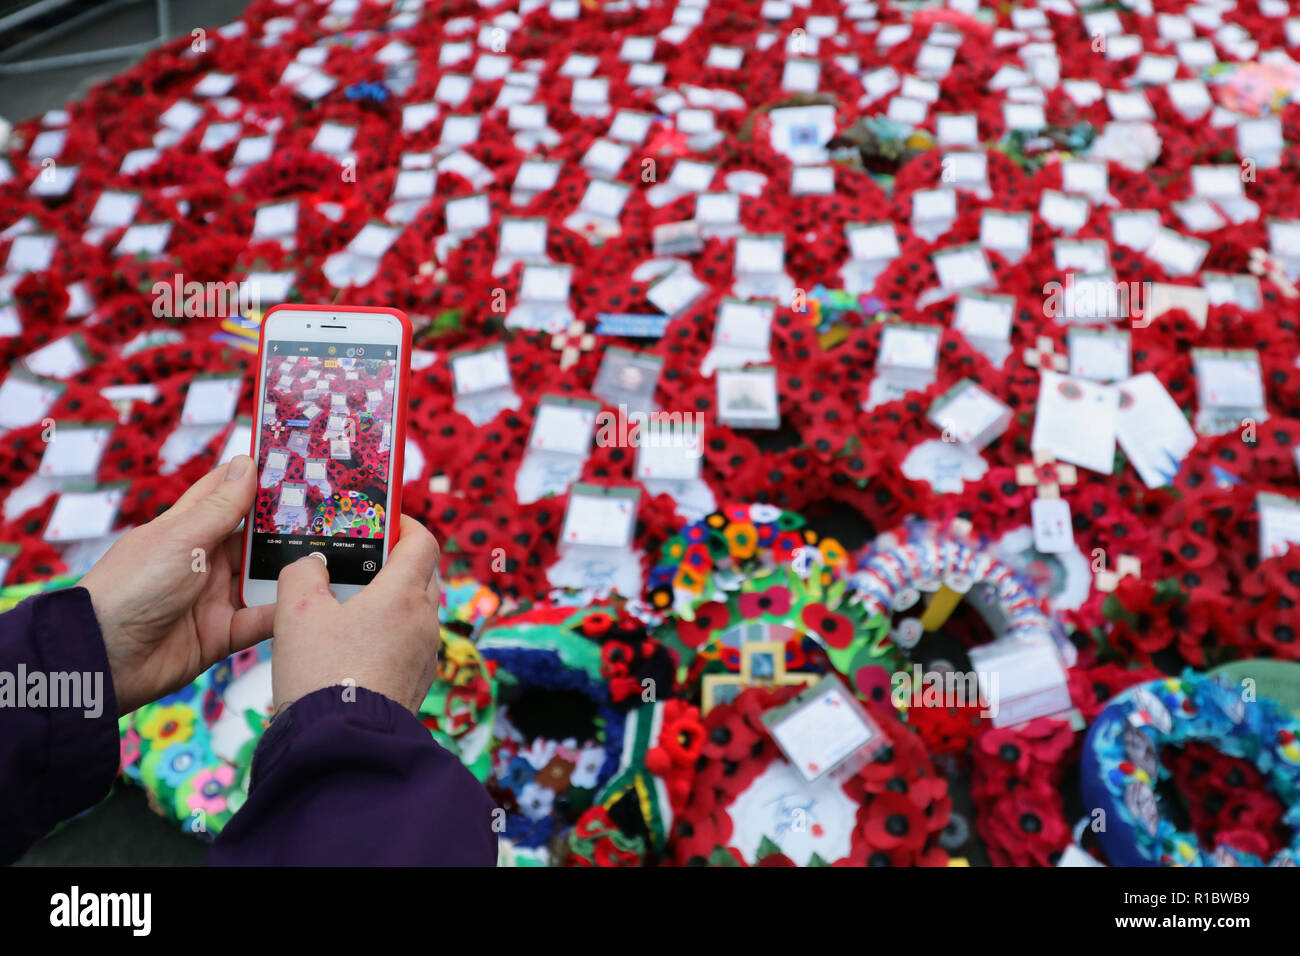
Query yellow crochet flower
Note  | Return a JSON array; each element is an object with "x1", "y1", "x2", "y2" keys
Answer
[
  {"x1": 674, "y1": 566, "x2": 705, "y2": 594},
  {"x1": 725, "y1": 522, "x2": 758, "y2": 560},
  {"x1": 819, "y1": 537, "x2": 846, "y2": 565},
  {"x1": 138, "y1": 705, "x2": 195, "y2": 745}
]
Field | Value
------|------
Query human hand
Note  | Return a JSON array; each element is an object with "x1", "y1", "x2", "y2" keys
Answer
[
  {"x1": 270, "y1": 515, "x2": 442, "y2": 715},
  {"x1": 81, "y1": 455, "x2": 275, "y2": 716}
]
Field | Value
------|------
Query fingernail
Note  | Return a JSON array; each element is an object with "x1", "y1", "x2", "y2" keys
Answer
[
  {"x1": 225, "y1": 455, "x2": 250, "y2": 481},
  {"x1": 308, "y1": 552, "x2": 327, "y2": 566}
]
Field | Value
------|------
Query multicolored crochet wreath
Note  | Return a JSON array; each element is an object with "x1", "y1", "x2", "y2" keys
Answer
[
  {"x1": 477, "y1": 603, "x2": 635, "y2": 858},
  {"x1": 1081, "y1": 672, "x2": 1300, "y2": 867},
  {"x1": 645, "y1": 503, "x2": 849, "y2": 615},
  {"x1": 119, "y1": 624, "x2": 504, "y2": 839},
  {"x1": 115, "y1": 574, "x2": 503, "y2": 838},
  {"x1": 569, "y1": 697, "x2": 702, "y2": 863},
  {"x1": 120, "y1": 644, "x2": 271, "y2": 839}
]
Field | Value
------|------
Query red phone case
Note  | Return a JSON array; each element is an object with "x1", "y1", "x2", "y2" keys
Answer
[{"x1": 239, "y1": 303, "x2": 413, "y2": 606}]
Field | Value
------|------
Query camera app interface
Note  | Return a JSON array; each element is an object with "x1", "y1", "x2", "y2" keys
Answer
[{"x1": 250, "y1": 339, "x2": 397, "y2": 585}]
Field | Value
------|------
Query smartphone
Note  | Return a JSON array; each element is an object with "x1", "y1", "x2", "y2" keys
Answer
[{"x1": 240, "y1": 304, "x2": 412, "y2": 605}]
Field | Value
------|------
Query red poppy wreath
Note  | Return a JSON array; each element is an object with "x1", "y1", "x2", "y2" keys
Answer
[{"x1": 672, "y1": 684, "x2": 951, "y2": 867}]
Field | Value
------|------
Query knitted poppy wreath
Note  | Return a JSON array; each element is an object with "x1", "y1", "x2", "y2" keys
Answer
[
  {"x1": 1081, "y1": 672, "x2": 1300, "y2": 867},
  {"x1": 565, "y1": 696, "x2": 707, "y2": 865},
  {"x1": 120, "y1": 644, "x2": 272, "y2": 840},
  {"x1": 846, "y1": 518, "x2": 1076, "y2": 703},
  {"x1": 120, "y1": 621, "x2": 505, "y2": 840},
  {"x1": 417, "y1": 632, "x2": 499, "y2": 782},
  {"x1": 645, "y1": 502, "x2": 850, "y2": 616},
  {"x1": 660, "y1": 562, "x2": 898, "y2": 695},
  {"x1": 672, "y1": 684, "x2": 951, "y2": 867},
  {"x1": 846, "y1": 518, "x2": 1098, "y2": 865},
  {"x1": 476, "y1": 603, "x2": 637, "y2": 857}
]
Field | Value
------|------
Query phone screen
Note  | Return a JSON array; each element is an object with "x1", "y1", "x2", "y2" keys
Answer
[{"x1": 249, "y1": 338, "x2": 398, "y2": 585}]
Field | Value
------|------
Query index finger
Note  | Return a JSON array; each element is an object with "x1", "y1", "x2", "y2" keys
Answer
[
  {"x1": 368, "y1": 516, "x2": 440, "y2": 595},
  {"x1": 156, "y1": 458, "x2": 241, "y2": 520}
]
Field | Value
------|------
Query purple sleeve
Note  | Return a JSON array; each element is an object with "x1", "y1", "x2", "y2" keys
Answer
[
  {"x1": 208, "y1": 684, "x2": 499, "y2": 866},
  {"x1": 0, "y1": 588, "x2": 121, "y2": 865}
]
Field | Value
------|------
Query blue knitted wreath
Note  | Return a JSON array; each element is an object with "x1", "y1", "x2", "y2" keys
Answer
[
  {"x1": 479, "y1": 646, "x2": 624, "y2": 849},
  {"x1": 1081, "y1": 672, "x2": 1300, "y2": 866}
]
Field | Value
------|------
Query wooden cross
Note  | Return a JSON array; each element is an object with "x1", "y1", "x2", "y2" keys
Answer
[
  {"x1": 1095, "y1": 554, "x2": 1141, "y2": 592},
  {"x1": 1248, "y1": 247, "x2": 1298, "y2": 299},
  {"x1": 1023, "y1": 335, "x2": 1068, "y2": 372},
  {"x1": 1016, "y1": 449, "x2": 1077, "y2": 499},
  {"x1": 551, "y1": 320, "x2": 596, "y2": 370}
]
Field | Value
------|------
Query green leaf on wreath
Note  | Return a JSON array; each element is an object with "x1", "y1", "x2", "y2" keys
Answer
[{"x1": 709, "y1": 846, "x2": 740, "y2": 866}]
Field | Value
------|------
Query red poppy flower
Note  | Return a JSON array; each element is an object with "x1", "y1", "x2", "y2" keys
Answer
[
  {"x1": 977, "y1": 727, "x2": 1035, "y2": 777},
  {"x1": 700, "y1": 708, "x2": 762, "y2": 764},
  {"x1": 1253, "y1": 609, "x2": 1300, "y2": 659},
  {"x1": 864, "y1": 791, "x2": 928, "y2": 853},
  {"x1": 676, "y1": 601, "x2": 730, "y2": 648},
  {"x1": 582, "y1": 612, "x2": 616, "y2": 638},
  {"x1": 660, "y1": 711, "x2": 705, "y2": 766},
  {"x1": 738, "y1": 585, "x2": 792, "y2": 619},
  {"x1": 1016, "y1": 718, "x2": 1075, "y2": 766},
  {"x1": 979, "y1": 786, "x2": 1071, "y2": 867},
  {"x1": 800, "y1": 602, "x2": 854, "y2": 649}
]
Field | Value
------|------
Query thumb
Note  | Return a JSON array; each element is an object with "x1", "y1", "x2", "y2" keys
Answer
[
  {"x1": 183, "y1": 455, "x2": 257, "y2": 544},
  {"x1": 276, "y1": 552, "x2": 336, "y2": 612}
]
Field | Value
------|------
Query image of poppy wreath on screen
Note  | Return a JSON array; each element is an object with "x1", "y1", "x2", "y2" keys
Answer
[
  {"x1": 1081, "y1": 672, "x2": 1300, "y2": 867},
  {"x1": 671, "y1": 683, "x2": 951, "y2": 866}
]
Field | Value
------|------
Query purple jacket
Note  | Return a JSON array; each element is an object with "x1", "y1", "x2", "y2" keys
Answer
[{"x1": 0, "y1": 588, "x2": 498, "y2": 866}]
